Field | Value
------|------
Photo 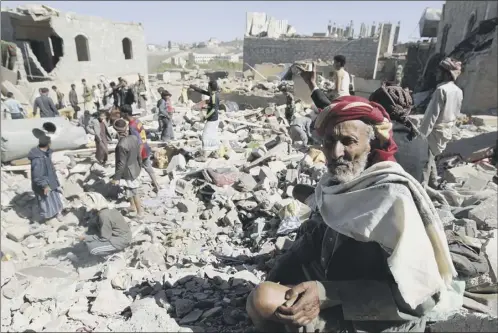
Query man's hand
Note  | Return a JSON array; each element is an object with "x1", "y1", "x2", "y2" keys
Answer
[
  {"x1": 274, "y1": 281, "x2": 320, "y2": 327},
  {"x1": 43, "y1": 187, "x2": 51, "y2": 195},
  {"x1": 298, "y1": 62, "x2": 317, "y2": 92},
  {"x1": 78, "y1": 235, "x2": 86, "y2": 241},
  {"x1": 111, "y1": 179, "x2": 118, "y2": 185}
]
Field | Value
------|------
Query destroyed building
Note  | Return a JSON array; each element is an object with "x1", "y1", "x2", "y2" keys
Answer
[
  {"x1": 1, "y1": 4, "x2": 148, "y2": 101},
  {"x1": 243, "y1": 12, "x2": 398, "y2": 80},
  {"x1": 435, "y1": 1, "x2": 497, "y2": 115}
]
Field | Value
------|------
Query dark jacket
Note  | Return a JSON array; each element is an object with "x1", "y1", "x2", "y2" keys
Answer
[
  {"x1": 97, "y1": 208, "x2": 132, "y2": 250},
  {"x1": 114, "y1": 135, "x2": 142, "y2": 181},
  {"x1": 392, "y1": 122, "x2": 429, "y2": 184},
  {"x1": 28, "y1": 147, "x2": 60, "y2": 196},
  {"x1": 33, "y1": 95, "x2": 59, "y2": 118},
  {"x1": 69, "y1": 89, "x2": 78, "y2": 107},
  {"x1": 268, "y1": 213, "x2": 437, "y2": 331},
  {"x1": 191, "y1": 87, "x2": 219, "y2": 121}
]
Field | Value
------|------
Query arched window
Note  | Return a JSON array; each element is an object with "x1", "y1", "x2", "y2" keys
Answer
[
  {"x1": 440, "y1": 24, "x2": 450, "y2": 55},
  {"x1": 466, "y1": 13, "x2": 477, "y2": 38},
  {"x1": 122, "y1": 38, "x2": 133, "y2": 59},
  {"x1": 75, "y1": 35, "x2": 90, "y2": 61}
]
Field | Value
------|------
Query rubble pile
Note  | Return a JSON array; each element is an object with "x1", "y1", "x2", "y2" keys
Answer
[{"x1": 1, "y1": 75, "x2": 497, "y2": 332}]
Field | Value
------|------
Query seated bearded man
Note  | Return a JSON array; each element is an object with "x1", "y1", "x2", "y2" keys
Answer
[{"x1": 246, "y1": 95, "x2": 457, "y2": 333}]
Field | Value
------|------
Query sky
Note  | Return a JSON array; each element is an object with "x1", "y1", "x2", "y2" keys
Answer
[{"x1": 3, "y1": 1, "x2": 444, "y2": 45}]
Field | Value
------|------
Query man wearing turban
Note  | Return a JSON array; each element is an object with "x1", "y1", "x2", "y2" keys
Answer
[
  {"x1": 418, "y1": 58, "x2": 463, "y2": 188},
  {"x1": 246, "y1": 63, "x2": 456, "y2": 333}
]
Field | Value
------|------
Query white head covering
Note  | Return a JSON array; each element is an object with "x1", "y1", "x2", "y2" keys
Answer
[{"x1": 78, "y1": 192, "x2": 111, "y2": 211}]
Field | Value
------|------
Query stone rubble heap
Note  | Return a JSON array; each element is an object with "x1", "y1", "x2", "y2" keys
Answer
[{"x1": 1, "y1": 76, "x2": 497, "y2": 332}]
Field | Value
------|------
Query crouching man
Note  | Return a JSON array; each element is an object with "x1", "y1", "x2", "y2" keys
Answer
[
  {"x1": 246, "y1": 96, "x2": 456, "y2": 332},
  {"x1": 77, "y1": 192, "x2": 131, "y2": 256}
]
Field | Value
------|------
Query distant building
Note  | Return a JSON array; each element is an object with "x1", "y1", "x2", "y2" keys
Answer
[{"x1": 188, "y1": 52, "x2": 217, "y2": 64}]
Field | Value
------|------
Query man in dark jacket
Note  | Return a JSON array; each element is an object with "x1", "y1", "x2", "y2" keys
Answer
[
  {"x1": 28, "y1": 136, "x2": 64, "y2": 223},
  {"x1": 33, "y1": 87, "x2": 59, "y2": 118},
  {"x1": 111, "y1": 119, "x2": 143, "y2": 217},
  {"x1": 69, "y1": 84, "x2": 79, "y2": 112},
  {"x1": 77, "y1": 192, "x2": 131, "y2": 256}
]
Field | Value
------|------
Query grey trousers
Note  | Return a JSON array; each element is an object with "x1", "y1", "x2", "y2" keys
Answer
[{"x1": 85, "y1": 236, "x2": 119, "y2": 256}]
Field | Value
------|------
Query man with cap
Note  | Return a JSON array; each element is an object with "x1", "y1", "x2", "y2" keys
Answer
[
  {"x1": 121, "y1": 104, "x2": 160, "y2": 192},
  {"x1": 157, "y1": 89, "x2": 175, "y2": 142},
  {"x1": 418, "y1": 57, "x2": 463, "y2": 188},
  {"x1": 246, "y1": 65, "x2": 455, "y2": 333},
  {"x1": 28, "y1": 135, "x2": 64, "y2": 223},
  {"x1": 77, "y1": 192, "x2": 131, "y2": 256},
  {"x1": 112, "y1": 119, "x2": 144, "y2": 218}
]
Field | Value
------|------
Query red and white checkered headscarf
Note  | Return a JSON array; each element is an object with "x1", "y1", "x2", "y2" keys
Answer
[{"x1": 314, "y1": 96, "x2": 398, "y2": 164}]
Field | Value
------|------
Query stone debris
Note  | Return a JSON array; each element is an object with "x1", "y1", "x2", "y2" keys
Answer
[{"x1": 0, "y1": 68, "x2": 497, "y2": 333}]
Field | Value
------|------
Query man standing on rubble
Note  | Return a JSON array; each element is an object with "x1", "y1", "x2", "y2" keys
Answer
[
  {"x1": 284, "y1": 92, "x2": 296, "y2": 124},
  {"x1": 77, "y1": 192, "x2": 131, "y2": 256},
  {"x1": 246, "y1": 66, "x2": 456, "y2": 333},
  {"x1": 33, "y1": 87, "x2": 59, "y2": 118},
  {"x1": 28, "y1": 135, "x2": 64, "y2": 224},
  {"x1": 88, "y1": 110, "x2": 111, "y2": 166},
  {"x1": 331, "y1": 55, "x2": 350, "y2": 99},
  {"x1": 418, "y1": 58, "x2": 463, "y2": 188},
  {"x1": 52, "y1": 86, "x2": 66, "y2": 110},
  {"x1": 82, "y1": 79, "x2": 93, "y2": 112},
  {"x1": 69, "y1": 84, "x2": 79, "y2": 113},
  {"x1": 4, "y1": 92, "x2": 26, "y2": 119},
  {"x1": 157, "y1": 90, "x2": 175, "y2": 142},
  {"x1": 111, "y1": 119, "x2": 144, "y2": 218},
  {"x1": 189, "y1": 81, "x2": 220, "y2": 159},
  {"x1": 121, "y1": 104, "x2": 160, "y2": 193},
  {"x1": 135, "y1": 74, "x2": 148, "y2": 112}
]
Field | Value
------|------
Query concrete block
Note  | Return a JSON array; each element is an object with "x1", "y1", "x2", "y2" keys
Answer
[
  {"x1": 444, "y1": 165, "x2": 495, "y2": 191},
  {"x1": 428, "y1": 312, "x2": 498, "y2": 332},
  {"x1": 468, "y1": 196, "x2": 497, "y2": 230}
]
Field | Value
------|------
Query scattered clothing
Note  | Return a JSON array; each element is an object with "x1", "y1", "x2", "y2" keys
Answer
[
  {"x1": 33, "y1": 95, "x2": 59, "y2": 118},
  {"x1": 445, "y1": 230, "x2": 489, "y2": 280}
]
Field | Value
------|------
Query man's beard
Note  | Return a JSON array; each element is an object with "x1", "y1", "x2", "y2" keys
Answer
[{"x1": 327, "y1": 151, "x2": 369, "y2": 184}]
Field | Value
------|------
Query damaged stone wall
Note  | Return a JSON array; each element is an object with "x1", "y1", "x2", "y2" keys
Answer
[
  {"x1": 435, "y1": 1, "x2": 498, "y2": 115},
  {"x1": 1, "y1": 6, "x2": 148, "y2": 99},
  {"x1": 401, "y1": 41, "x2": 437, "y2": 91},
  {"x1": 243, "y1": 36, "x2": 381, "y2": 79}
]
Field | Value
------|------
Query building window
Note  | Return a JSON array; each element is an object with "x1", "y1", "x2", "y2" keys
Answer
[
  {"x1": 122, "y1": 38, "x2": 133, "y2": 59},
  {"x1": 466, "y1": 13, "x2": 477, "y2": 38},
  {"x1": 440, "y1": 24, "x2": 450, "y2": 55},
  {"x1": 75, "y1": 35, "x2": 90, "y2": 61}
]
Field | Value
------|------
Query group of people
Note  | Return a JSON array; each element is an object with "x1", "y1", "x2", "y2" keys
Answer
[
  {"x1": 246, "y1": 55, "x2": 464, "y2": 332},
  {"x1": 2, "y1": 74, "x2": 148, "y2": 121}
]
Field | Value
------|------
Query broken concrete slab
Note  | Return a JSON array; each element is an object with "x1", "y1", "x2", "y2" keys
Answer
[
  {"x1": 472, "y1": 115, "x2": 498, "y2": 127},
  {"x1": 444, "y1": 164, "x2": 495, "y2": 191},
  {"x1": 91, "y1": 284, "x2": 131, "y2": 316},
  {"x1": 468, "y1": 196, "x2": 498, "y2": 230},
  {"x1": 483, "y1": 230, "x2": 497, "y2": 283}
]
